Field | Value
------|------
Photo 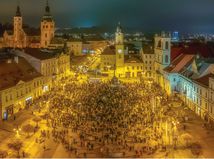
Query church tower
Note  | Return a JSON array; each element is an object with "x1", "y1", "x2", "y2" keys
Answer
[
  {"x1": 154, "y1": 32, "x2": 171, "y2": 90},
  {"x1": 115, "y1": 22, "x2": 125, "y2": 72},
  {"x1": 40, "y1": 0, "x2": 55, "y2": 48},
  {"x1": 13, "y1": 4, "x2": 23, "y2": 48},
  {"x1": 154, "y1": 32, "x2": 171, "y2": 72}
]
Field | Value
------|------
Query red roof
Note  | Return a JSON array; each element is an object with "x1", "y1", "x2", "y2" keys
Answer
[
  {"x1": 164, "y1": 54, "x2": 195, "y2": 73},
  {"x1": 194, "y1": 73, "x2": 214, "y2": 87},
  {"x1": 171, "y1": 42, "x2": 214, "y2": 62}
]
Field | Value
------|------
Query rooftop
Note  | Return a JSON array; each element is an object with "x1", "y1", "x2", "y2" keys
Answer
[
  {"x1": 23, "y1": 27, "x2": 40, "y2": 36},
  {"x1": 194, "y1": 73, "x2": 214, "y2": 87},
  {"x1": 23, "y1": 48, "x2": 62, "y2": 60},
  {"x1": 124, "y1": 55, "x2": 143, "y2": 63},
  {"x1": 101, "y1": 46, "x2": 115, "y2": 55},
  {"x1": 164, "y1": 54, "x2": 195, "y2": 73},
  {"x1": 0, "y1": 56, "x2": 41, "y2": 91}
]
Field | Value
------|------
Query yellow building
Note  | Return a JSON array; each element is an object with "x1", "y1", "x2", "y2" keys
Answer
[
  {"x1": 154, "y1": 32, "x2": 171, "y2": 90},
  {"x1": 40, "y1": 1, "x2": 55, "y2": 48},
  {"x1": 13, "y1": 48, "x2": 70, "y2": 80},
  {"x1": 209, "y1": 76, "x2": 214, "y2": 123},
  {"x1": 140, "y1": 43, "x2": 155, "y2": 79},
  {"x1": 67, "y1": 37, "x2": 108, "y2": 56},
  {"x1": 67, "y1": 40, "x2": 86, "y2": 56},
  {"x1": 0, "y1": 56, "x2": 52, "y2": 120},
  {"x1": 101, "y1": 23, "x2": 143, "y2": 78}
]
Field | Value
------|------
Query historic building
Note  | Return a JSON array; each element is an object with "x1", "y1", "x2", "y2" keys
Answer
[
  {"x1": 66, "y1": 36, "x2": 108, "y2": 56},
  {"x1": 152, "y1": 34, "x2": 214, "y2": 123},
  {"x1": 40, "y1": 1, "x2": 55, "y2": 48},
  {"x1": 3, "y1": 1, "x2": 55, "y2": 49},
  {"x1": 140, "y1": 43, "x2": 155, "y2": 79},
  {"x1": 154, "y1": 32, "x2": 171, "y2": 90},
  {"x1": 100, "y1": 23, "x2": 144, "y2": 78},
  {"x1": 0, "y1": 53, "x2": 52, "y2": 120},
  {"x1": 12, "y1": 48, "x2": 70, "y2": 80}
]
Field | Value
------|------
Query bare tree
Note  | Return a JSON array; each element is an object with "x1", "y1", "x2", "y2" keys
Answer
[
  {"x1": 0, "y1": 150, "x2": 8, "y2": 158},
  {"x1": 8, "y1": 140, "x2": 23, "y2": 158},
  {"x1": 22, "y1": 124, "x2": 34, "y2": 137}
]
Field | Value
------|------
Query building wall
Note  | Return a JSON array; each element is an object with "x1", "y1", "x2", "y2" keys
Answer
[
  {"x1": 40, "y1": 20, "x2": 55, "y2": 48},
  {"x1": 209, "y1": 78, "x2": 214, "y2": 122},
  {"x1": 101, "y1": 55, "x2": 116, "y2": 71},
  {"x1": 141, "y1": 52, "x2": 155, "y2": 79},
  {"x1": 124, "y1": 63, "x2": 143, "y2": 78},
  {"x1": 67, "y1": 41, "x2": 83, "y2": 56},
  {"x1": 0, "y1": 76, "x2": 52, "y2": 120}
]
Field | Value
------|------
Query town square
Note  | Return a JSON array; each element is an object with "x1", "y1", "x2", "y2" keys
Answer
[{"x1": 1, "y1": 0, "x2": 214, "y2": 158}]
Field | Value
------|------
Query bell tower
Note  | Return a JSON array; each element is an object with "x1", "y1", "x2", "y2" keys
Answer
[
  {"x1": 13, "y1": 4, "x2": 23, "y2": 48},
  {"x1": 115, "y1": 22, "x2": 124, "y2": 68},
  {"x1": 154, "y1": 31, "x2": 171, "y2": 72},
  {"x1": 40, "y1": 0, "x2": 55, "y2": 48},
  {"x1": 154, "y1": 32, "x2": 171, "y2": 89}
]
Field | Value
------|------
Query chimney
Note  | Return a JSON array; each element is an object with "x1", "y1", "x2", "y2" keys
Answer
[{"x1": 14, "y1": 56, "x2": 19, "y2": 64}]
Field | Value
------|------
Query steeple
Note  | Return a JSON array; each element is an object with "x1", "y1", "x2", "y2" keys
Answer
[
  {"x1": 116, "y1": 22, "x2": 122, "y2": 33},
  {"x1": 45, "y1": 0, "x2": 50, "y2": 14},
  {"x1": 115, "y1": 22, "x2": 124, "y2": 45},
  {"x1": 16, "y1": 3, "x2": 21, "y2": 17}
]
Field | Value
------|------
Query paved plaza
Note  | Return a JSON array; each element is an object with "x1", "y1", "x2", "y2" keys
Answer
[{"x1": 0, "y1": 75, "x2": 214, "y2": 158}]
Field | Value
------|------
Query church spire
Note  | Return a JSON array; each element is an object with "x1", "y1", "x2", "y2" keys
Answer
[
  {"x1": 45, "y1": 0, "x2": 50, "y2": 14},
  {"x1": 116, "y1": 22, "x2": 122, "y2": 33},
  {"x1": 16, "y1": 1, "x2": 21, "y2": 17}
]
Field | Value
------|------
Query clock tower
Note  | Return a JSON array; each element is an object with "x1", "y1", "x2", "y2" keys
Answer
[
  {"x1": 14, "y1": 5, "x2": 23, "y2": 48},
  {"x1": 115, "y1": 22, "x2": 124, "y2": 70},
  {"x1": 40, "y1": 0, "x2": 55, "y2": 48}
]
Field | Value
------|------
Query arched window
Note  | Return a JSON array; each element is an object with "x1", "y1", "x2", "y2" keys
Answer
[
  {"x1": 165, "y1": 41, "x2": 169, "y2": 50},
  {"x1": 165, "y1": 55, "x2": 169, "y2": 63}
]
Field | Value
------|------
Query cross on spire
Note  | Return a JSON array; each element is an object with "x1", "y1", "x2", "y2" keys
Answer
[
  {"x1": 16, "y1": 0, "x2": 21, "y2": 17},
  {"x1": 45, "y1": 0, "x2": 50, "y2": 13}
]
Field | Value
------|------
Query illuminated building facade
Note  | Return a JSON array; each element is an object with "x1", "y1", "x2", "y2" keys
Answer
[
  {"x1": 13, "y1": 48, "x2": 71, "y2": 80},
  {"x1": 154, "y1": 37, "x2": 214, "y2": 123},
  {"x1": 67, "y1": 37, "x2": 108, "y2": 56},
  {"x1": 0, "y1": 55, "x2": 52, "y2": 120},
  {"x1": 3, "y1": 1, "x2": 55, "y2": 49},
  {"x1": 140, "y1": 43, "x2": 155, "y2": 79},
  {"x1": 100, "y1": 23, "x2": 144, "y2": 78},
  {"x1": 154, "y1": 32, "x2": 171, "y2": 91}
]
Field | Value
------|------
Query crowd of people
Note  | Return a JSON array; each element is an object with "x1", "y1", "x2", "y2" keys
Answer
[{"x1": 35, "y1": 76, "x2": 177, "y2": 157}]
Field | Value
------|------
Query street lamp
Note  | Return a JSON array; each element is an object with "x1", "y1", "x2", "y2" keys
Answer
[{"x1": 14, "y1": 126, "x2": 21, "y2": 138}]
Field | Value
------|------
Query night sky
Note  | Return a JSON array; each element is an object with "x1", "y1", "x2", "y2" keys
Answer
[{"x1": 1, "y1": 0, "x2": 214, "y2": 33}]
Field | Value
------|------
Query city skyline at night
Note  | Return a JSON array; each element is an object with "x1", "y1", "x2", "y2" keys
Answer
[
  {"x1": 0, "y1": 0, "x2": 214, "y2": 33},
  {"x1": 1, "y1": 0, "x2": 214, "y2": 158}
]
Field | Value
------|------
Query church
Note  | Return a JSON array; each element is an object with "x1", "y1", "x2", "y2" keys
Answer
[
  {"x1": 100, "y1": 23, "x2": 144, "y2": 78},
  {"x1": 3, "y1": 1, "x2": 55, "y2": 49}
]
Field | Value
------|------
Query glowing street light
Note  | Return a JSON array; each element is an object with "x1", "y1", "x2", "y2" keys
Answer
[{"x1": 14, "y1": 127, "x2": 21, "y2": 138}]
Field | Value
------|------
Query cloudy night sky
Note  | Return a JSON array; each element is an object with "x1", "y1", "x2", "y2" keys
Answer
[{"x1": 1, "y1": 0, "x2": 214, "y2": 33}]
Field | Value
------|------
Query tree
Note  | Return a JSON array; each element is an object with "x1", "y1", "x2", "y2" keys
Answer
[
  {"x1": 0, "y1": 150, "x2": 8, "y2": 158},
  {"x1": 191, "y1": 142, "x2": 202, "y2": 157},
  {"x1": 8, "y1": 140, "x2": 23, "y2": 158},
  {"x1": 22, "y1": 124, "x2": 34, "y2": 137},
  {"x1": 181, "y1": 133, "x2": 192, "y2": 147}
]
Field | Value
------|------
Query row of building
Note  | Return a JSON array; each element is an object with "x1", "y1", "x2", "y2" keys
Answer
[
  {"x1": 0, "y1": 1, "x2": 110, "y2": 120},
  {"x1": 100, "y1": 24, "x2": 214, "y2": 124},
  {"x1": 0, "y1": 2, "x2": 72, "y2": 120},
  {"x1": 153, "y1": 33, "x2": 214, "y2": 123},
  {"x1": 0, "y1": 48, "x2": 70, "y2": 120}
]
